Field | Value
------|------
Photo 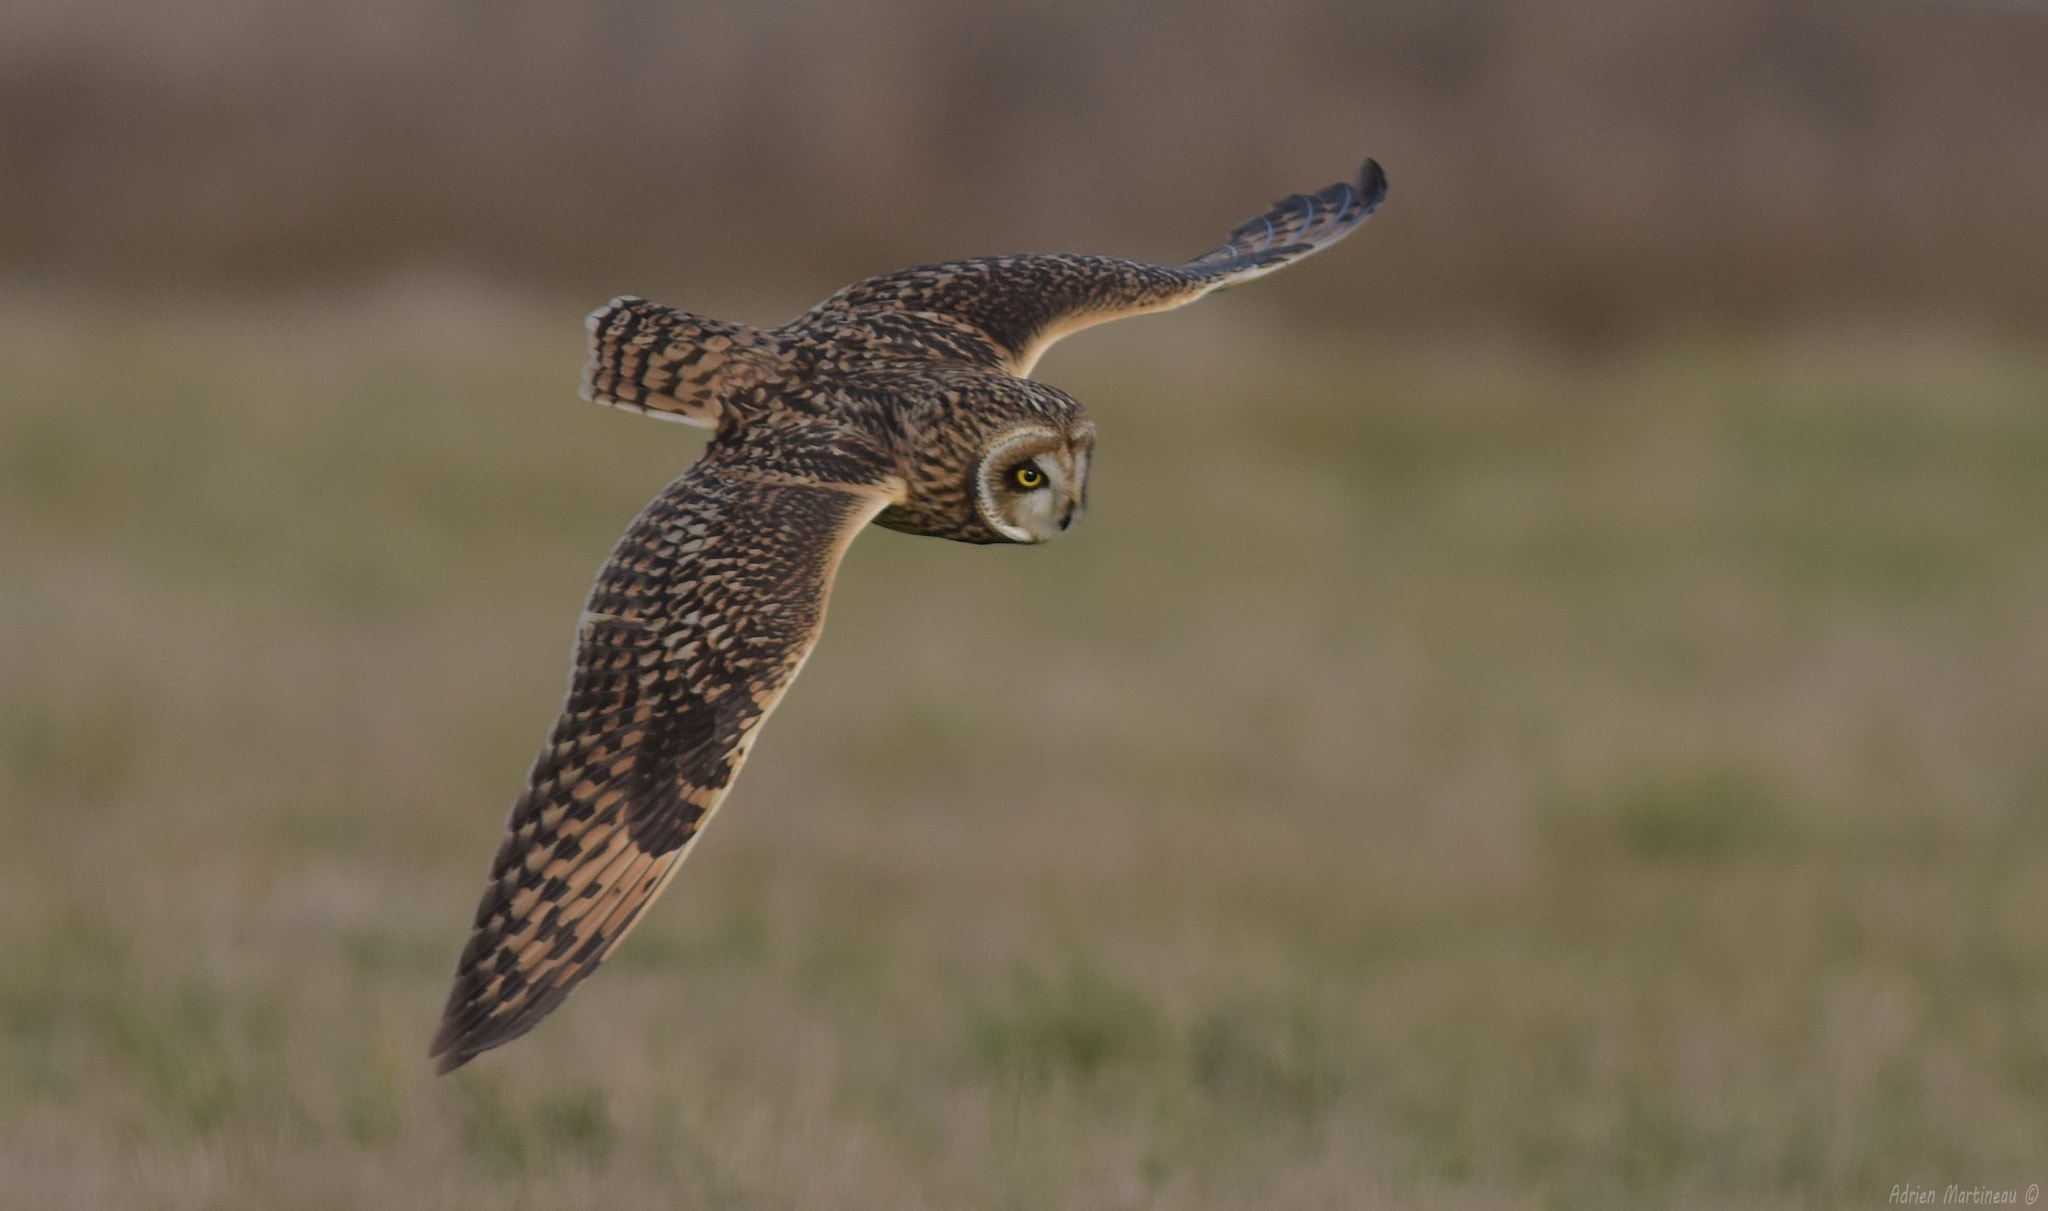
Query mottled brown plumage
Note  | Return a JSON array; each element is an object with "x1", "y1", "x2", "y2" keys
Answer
[{"x1": 431, "y1": 160, "x2": 1386, "y2": 1071}]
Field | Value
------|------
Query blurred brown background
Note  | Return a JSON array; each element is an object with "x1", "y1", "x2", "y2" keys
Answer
[
  {"x1": 4, "y1": 3, "x2": 2048, "y2": 1209},
  {"x1": 6, "y1": 0, "x2": 2047, "y2": 333}
]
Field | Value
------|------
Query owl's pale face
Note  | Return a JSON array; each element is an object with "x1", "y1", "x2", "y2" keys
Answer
[{"x1": 976, "y1": 425, "x2": 1093, "y2": 543}]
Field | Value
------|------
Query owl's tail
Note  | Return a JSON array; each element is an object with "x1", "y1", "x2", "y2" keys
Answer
[{"x1": 581, "y1": 296, "x2": 778, "y2": 429}]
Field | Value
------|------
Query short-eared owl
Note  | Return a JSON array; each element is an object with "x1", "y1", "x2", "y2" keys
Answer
[{"x1": 431, "y1": 160, "x2": 1387, "y2": 1071}]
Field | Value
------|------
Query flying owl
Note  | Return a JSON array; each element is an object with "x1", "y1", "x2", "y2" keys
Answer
[{"x1": 430, "y1": 160, "x2": 1388, "y2": 1071}]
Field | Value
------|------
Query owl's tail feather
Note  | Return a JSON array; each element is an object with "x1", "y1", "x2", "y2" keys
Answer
[{"x1": 581, "y1": 296, "x2": 778, "y2": 429}]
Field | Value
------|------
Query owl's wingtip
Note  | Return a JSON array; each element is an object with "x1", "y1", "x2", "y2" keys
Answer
[
  {"x1": 427, "y1": 1020, "x2": 471, "y2": 1075},
  {"x1": 1358, "y1": 159, "x2": 1388, "y2": 215}
]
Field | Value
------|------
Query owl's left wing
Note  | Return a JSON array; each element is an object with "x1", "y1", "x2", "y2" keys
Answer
[
  {"x1": 797, "y1": 159, "x2": 1385, "y2": 377},
  {"x1": 430, "y1": 462, "x2": 890, "y2": 1072}
]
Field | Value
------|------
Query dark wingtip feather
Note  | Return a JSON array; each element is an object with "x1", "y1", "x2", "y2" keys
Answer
[
  {"x1": 429, "y1": 987, "x2": 494, "y2": 1074},
  {"x1": 428, "y1": 1019, "x2": 471, "y2": 1074},
  {"x1": 427, "y1": 1007, "x2": 525, "y2": 1075},
  {"x1": 1357, "y1": 158, "x2": 1388, "y2": 215}
]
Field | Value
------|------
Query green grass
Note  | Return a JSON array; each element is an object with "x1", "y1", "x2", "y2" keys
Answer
[{"x1": 3, "y1": 290, "x2": 2047, "y2": 1207}]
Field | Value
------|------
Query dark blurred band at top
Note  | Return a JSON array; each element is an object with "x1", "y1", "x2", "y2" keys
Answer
[{"x1": 3, "y1": 0, "x2": 2045, "y2": 338}]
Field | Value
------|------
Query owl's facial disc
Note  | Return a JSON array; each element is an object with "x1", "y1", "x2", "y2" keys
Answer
[{"x1": 976, "y1": 426, "x2": 1092, "y2": 543}]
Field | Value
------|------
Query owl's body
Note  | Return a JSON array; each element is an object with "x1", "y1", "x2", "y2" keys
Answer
[{"x1": 431, "y1": 161, "x2": 1386, "y2": 1071}]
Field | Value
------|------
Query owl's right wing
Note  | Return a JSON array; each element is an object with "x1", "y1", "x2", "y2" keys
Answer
[
  {"x1": 430, "y1": 456, "x2": 892, "y2": 1072},
  {"x1": 798, "y1": 159, "x2": 1385, "y2": 377}
]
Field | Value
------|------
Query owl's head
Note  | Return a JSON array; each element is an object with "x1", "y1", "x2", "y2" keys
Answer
[
  {"x1": 973, "y1": 423, "x2": 1093, "y2": 543},
  {"x1": 869, "y1": 371, "x2": 1095, "y2": 545}
]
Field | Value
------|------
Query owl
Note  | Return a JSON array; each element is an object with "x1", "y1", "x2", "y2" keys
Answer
[{"x1": 430, "y1": 160, "x2": 1388, "y2": 1071}]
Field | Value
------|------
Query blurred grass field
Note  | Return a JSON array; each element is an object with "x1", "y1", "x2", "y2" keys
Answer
[{"x1": 2, "y1": 287, "x2": 2046, "y2": 1208}]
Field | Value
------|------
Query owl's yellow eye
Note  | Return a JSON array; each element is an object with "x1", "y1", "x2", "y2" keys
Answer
[{"x1": 1011, "y1": 464, "x2": 1045, "y2": 490}]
